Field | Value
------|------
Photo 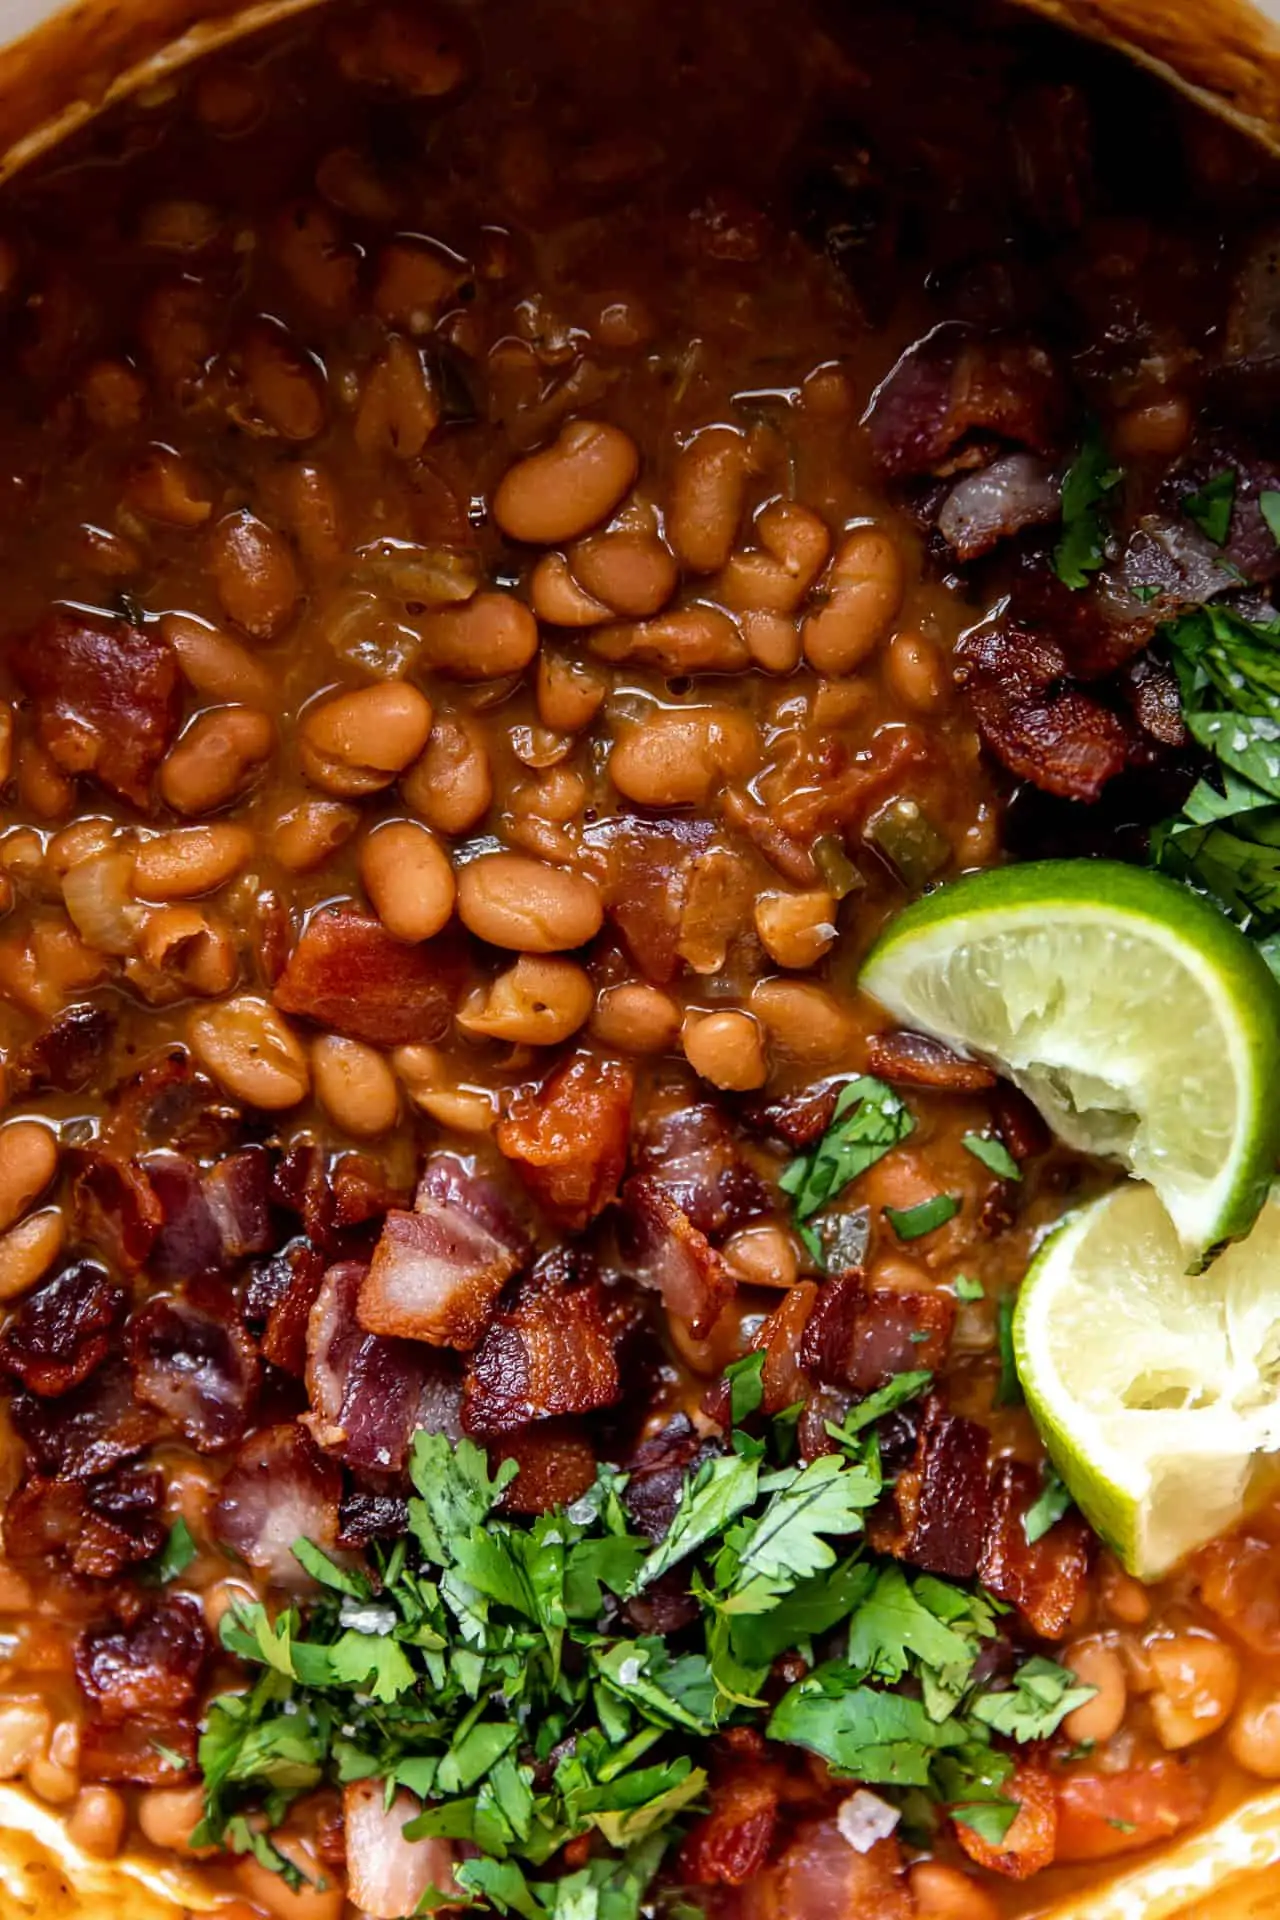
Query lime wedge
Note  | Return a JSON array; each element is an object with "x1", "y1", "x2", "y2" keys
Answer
[
  {"x1": 860, "y1": 860, "x2": 1280, "y2": 1256},
  {"x1": 1015, "y1": 1181, "x2": 1280, "y2": 1579}
]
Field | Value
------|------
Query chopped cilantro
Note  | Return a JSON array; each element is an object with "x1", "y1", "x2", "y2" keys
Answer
[
  {"x1": 780, "y1": 1076, "x2": 913, "y2": 1223},
  {"x1": 970, "y1": 1655, "x2": 1094, "y2": 1741},
  {"x1": 1053, "y1": 424, "x2": 1122, "y2": 589},
  {"x1": 724, "y1": 1350, "x2": 766, "y2": 1426},
  {"x1": 961, "y1": 1133, "x2": 1021, "y2": 1182},
  {"x1": 1023, "y1": 1466, "x2": 1074, "y2": 1544},
  {"x1": 884, "y1": 1193, "x2": 960, "y2": 1240},
  {"x1": 1181, "y1": 468, "x2": 1236, "y2": 546},
  {"x1": 953, "y1": 1275, "x2": 984, "y2": 1302},
  {"x1": 951, "y1": 1800, "x2": 1019, "y2": 1845},
  {"x1": 141, "y1": 1516, "x2": 197, "y2": 1586},
  {"x1": 1108, "y1": 1818, "x2": 1138, "y2": 1834},
  {"x1": 826, "y1": 1370, "x2": 932, "y2": 1446},
  {"x1": 1263, "y1": 491, "x2": 1280, "y2": 546},
  {"x1": 995, "y1": 1293, "x2": 1023, "y2": 1407}
]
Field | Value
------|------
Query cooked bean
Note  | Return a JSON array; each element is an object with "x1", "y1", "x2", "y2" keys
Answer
[
  {"x1": 27, "y1": 1736, "x2": 79, "y2": 1805},
  {"x1": 494, "y1": 419, "x2": 639, "y2": 543},
  {"x1": 908, "y1": 1864, "x2": 999, "y2": 1920},
  {"x1": 754, "y1": 889, "x2": 837, "y2": 968},
  {"x1": 135, "y1": 906, "x2": 239, "y2": 999},
  {"x1": 79, "y1": 358, "x2": 146, "y2": 432},
  {"x1": 160, "y1": 706, "x2": 275, "y2": 814},
  {"x1": 0, "y1": 1211, "x2": 66, "y2": 1304},
  {"x1": 719, "y1": 501, "x2": 831, "y2": 613},
  {"x1": 360, "y1": 820, "x2": 456, "y2": 941},
  {"x1": 277, "y1": 461, "x2": 346, "y2": 564},
  {"x1": 668, "y1": 426, "x2": 751, "y2": 573},
  {"x1": 188, "y1": 996, "x2": 310, "y2": 1108},
  {"x1": 458, "y1": 954, "x2": 592, "y2": 1045},
  {"x1": 1229, "y1": 1681, "x2": 1280, "y2": 1777},
  {"x1": 16, "y1": 740, "x2": 74, "y2": 819},
  {"x1": 67, "y1": 1785, "x2": 127, "y2": 1859},
  {"x1": 609, "y1": 705, "x2": 757, "y2": 807},
  {"x1": 569, "y1": 528, "x2": 677, "y2": 615},
  {"x1": 530, "y1": 552, "x2": 611, "y2": 627},
  {"x1": 886, "y1": 629, "x2": 949, "y2": 712},
  {"x1": 125, "y1": 446, "x2": 213, "y2": 527},
  {"x1": 1147, "y1": 1632, "x2": 1240, "y2": 1749},
  {"x1": 417, "y1": 592, "x2": 539, "y2": 679},
  {"x1": 801, "y1": 525, "x2": 905, "y2": 675},
  {"x1": 750, "y1": 977, "x2": 857, "y2": 1063},
  {"x1": 1100, "y1": 1556, "x2": 1152, "y2": 1624},
  {"x1": 299, "y1": 682, "x2": 433, "y2": 795},
  {"x1": 274, "y1": 199, "x2": 358, "y2": 314},
  {"x1": 393, "y1": 1044, "x2": 497, "y2": 1132},
  {"x1": 0, "y1": 1121, "x2": 59, "y2": 1233},
  {"x1": 1063, "y1": 1637, "x2": 1128, "y2": 1745},
  {"x1": 402, "y1": 716, "x2": 493, "y2": 833},
  {"x1": 536, "y1": 651, "x2": 607, "y2": 733},
  {"x1": 236, "y1": 1832, "x2": 344, "y2": 1920},
  {"x1": 0, "y1": 1701, "x2": 50, "y2": 1780},
  {"x1": 134, "y1": 824, "x2": 254, "y2": 899},
  {"x1": 1113, "y1": 394, "x2": 1191, "y2": 459},
  {"x1": 194, "y1": 62, "x2": 265, "y2": 135},
  {"x1": 208, "y1": 510, "x2": 302, "y2": 640},
  {"x1": 374, "y1": 238, "x2": 466, "y2": 332},
  {"x1": 354, "y1": 334, "x2": 440, "y2": 459},
  {"x1": 312, "y1": 1035, "x2": 400, "y2": 1136},
  {"x1": 330, "y1": 4, "x2": 469, "y2": 97},
  {"x1": 138, "y1": 1784, "x2": 208, "y2": 1855},
  {"x1": 591, "y1": 981, "x2": 681, "y2": 1054},
  {"x1": 456, "y1": 852, "x2": 602, "y2": 951},
  {"x1": 590, "y1": 605, "x2": 749, "y2": 673},
  {"x1": 724, "y1": 1222, "x2": 799, "y2": 1290},
  {"x1": 162, "y1": 614, "x2": 275, "y2": 706},
  {"x1": 682, "y1": 1008, "x2": 767, "y2": 1091},
  {"x1": 242, "y1": 318, "x2": 328, "y2": 441},
  {"x1": 268, "y1": 797, "x2": 361, "y2": 874}
]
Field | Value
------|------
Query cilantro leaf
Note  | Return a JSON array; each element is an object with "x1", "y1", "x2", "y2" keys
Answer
[
  {"x1": 1263, "y1": 491, "x2": 1280, "y2": 546},
  {"x1": 826, "y1": 1369, "x2": 932, "y2": 1446},
  {"x1": 1182, "y1": 468, "x2": 1236, "y2": 546},
  {"x1": 884, "y1": 1193, "x2": 960, "y2": 1240},
  {"x1": 141, "y1": 1516, "x2": 197, "y2": 1586},
  {"x1": 1053, "y1": 425, "x2": 1122, "y2": 589},
  {"x1": 769, "y1": 1669, "x2": 967, "y2": 1785},
  {"x1": 961, "y1": 1134, "x2": 1021, "y2": 1181},
  {"x1": 630, "y1": 1453, "x2": 758, "y2": 1593},
  {"x1": 408, "y1": 1433, "x2": 521, "y2": 1567},
  {"x1": 780, "y1": 1076, "x2": 913, "y2": 1222},
  {"x1": 994, "y1": 1293, "x2": 1023, "y2": 1408},
  {"x1": 1023, "y1": 1465, "x2": 1074, "y2": 1544},
  {"x1": 725, "y1": 1350, "x2": 766, "y2": 1425},
  {"x1": 720, "y1": 1454, "x2": 878, "y2": 1612},
  {"x1": 952, "y1": 1800, "x2": 1019, "y2": 1845},
  {"x1": 971, "y1": 1655, "x2": 1095, "y2": 1741},
  {"x1": 953, "y1": 1275, "x2": 984, "y2": 1302}
]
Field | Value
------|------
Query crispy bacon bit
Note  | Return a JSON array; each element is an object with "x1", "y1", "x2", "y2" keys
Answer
[
  {"x1": 494, "y1": 1418, "x2": 598, "y2": 1513},
  {"x1": 11, "y1": 609, "x2": 181, "y2": 806},
  {"x1": 936, "y1": 452, "x2": 1062, "y2": 559},
  {"x1": 618, "y1": 1174, "x2": 735, "y2": 1337},
  {"x1": 338, "y1": 1489, "x2": 409, "y2": 1548},
  {"x1": 70, "y1": 1148, "x2": 162, "y2": 1273},
  {"x1": 417, "y1": 1153, "x2": 532, "y2": 1258},
  {"x1": 1054, "y1": 1757, "x2": 1211, "y2": 1861},
  {"x1": 800, "y1": 1279, "x2": 955, "y2": 1393},
  {"x1": 956, "y1": 620, "x2": 1131, "y2": 803},
  {"x1": 875, "y1": 1395, "x2": 992, "y2": 1581},
  {"x1": 274, "y1": 908, "x2": 462, "y2": 1047},
  {"x1": 497, "y1": 1054, "x2": 633, "y2": 1231},
  {"x1": 143, "y1": 1151, "x2": 223, "y2": 1280},
  {"x1": 989, "y1": 1083, "x2": 1051, "y2": 1164},
  {"x1": 955, "y1": 1763, "x2": 1057, "y2": 1879},
  {"x1": 81, "y1": 1717, "x2": 196, "y2": 1784},
  {"x1": 128, "y1": 1288, "x2": 260, "y2": 1452},
  {"x1": 623, "y1": 1417, "x2": 721, "y2": 1541},
  {"x1": 591, "y1": 817, "x2": 715, "y2": 984},
  {"x1": 678, "y1": 1770, "x2": 779, "y2": 1887},
  {"x1": 978, "y1": 1460, "x2": 1091, "y2": 1639},
  {"x1": 633, "y1": 1096, "x2": 768, "y2": 1239},
  {"x1": 10, "y1": 1361, "x2": 164, "y2": 1478},
  {"x1": 755, "y1": 1280, "x2": 820, "y2": 1415},
  {"x1": 213, "y1": 1423, "x2": 343, "y2": 1588},
  {"x1": 765, "y1": 1819, "x2": 912, "y2": 1920},
  {"x1": 249, "y1": 1239, "x2": 328, "y2": 1377},
  {"x1": 462, "y1": 1282, "x2": 621, "y2": 1435},
  {"x1": 739, "y1": 1080, "x2": 843, "y2": 1151},
  {"x1": 865, "y1": 1030, "x2": 996, "y2": 1093},
  {"x1": 306, "y1": 1261, "x2": 460, "y2": 1471},
  {"x1": 0, "y1": 1261, "x2": 126, "y2": 1397},
  {"x1": 76, "y1": 1595, "x2": 208, "y2": 1722},
  {"x1": 360, "y1": 1205, "x2": 523, "y2": 1349},
  {"x1": 205, "y1": 1146, "x2": 275, "y2": 1257},
  {"x1": 6, "y1": 1464, "x2": 166, "y2": 1578},
  {"x1": 331, "y1": 1151, "x2": 412, "y2": 1228},
  {"x1": 344, "y1": 1782, "x2": 459, "y2": 1920},
  {"x1": 866, "y1": 324, "x2": 1065, "y2": 479},
  {"x1": 10, "y1": 1003, "x2": 115, "y2": 1095}
]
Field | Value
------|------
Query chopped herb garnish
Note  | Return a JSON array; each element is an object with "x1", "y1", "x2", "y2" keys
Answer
[
  {"x1": 995, "y1": 1294, "x2": 1023, "y2": 1407},
  {"x1": 725, "y1": 1349, "x2": 766, "y2": 1426},
  {"x1": 141, "y1": 1516, "x2": 197, "y2": 1587},
  {"x1": 1182, "y1": 468, "x2": 1237, "y2": 546},
  {"x1": 1053, "y1": 424, "x2": 1123, "y2": 589},
  {"x1": 1023, "y1": 1466, "x2": 1074, "y2": 1544},
  {"x1": 953, "y1": 1275, "x2": 984, "y2": 1302},
  {"x1": 781, "y1": 1076, "x2": 913, "y2": 1225},
  {"x1": 962, "y1": 1133, "x2": 1021, "y2": 1182},
  {"x1": 884, "y1": 1193, "x2": 960, "y2": 1241},
  {"x1": 1262, "y1": 491, "x2": 1280, "y2": 547},
  {"x1": 1109, "y1": 1818, "x2": 1138, "y2": 1834}
]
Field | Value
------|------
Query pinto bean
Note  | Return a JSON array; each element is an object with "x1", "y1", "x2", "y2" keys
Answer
[
  {"x1": 456, "y1": 852, "x2": 602, "y2": 951},
  {"x1": 750, "y1": 977, "x2": 857, "y2": 1063},
  {"x1": 1063, "y1": 1638, "x2": 1128, "y2": 1745},
  {"x1": 909, "y1": 1865, "x2": 999, "y2": 1920},
  {"x1": 1147, "y1": 1632, "x2": 1240, "y2": 1749},
  {"x1": 160, "y1": 707, "x2": 274, "y2": 814},
  {"x1": 801, "y1": 525, "x2": 905, "y2": 676},
  {"x1": 354, "y1": 335, "x2": 440, "y2": 458},
  {"x1": 124, "y1": 446, "x2": 213, "y2": 527},
  {"x1": 67, "y1": 1785, "x2": 127, "y2": 1860},
  {"x1": 590, "y1": 981, "x2": 681, "y2": 1054},
  {"x1": 719, "y1": 501, "x2": 831, "y2": 613},
  {"x1": 536, "y1": 652, "x2": 606, "y2": 733},
  {"x1": 162, "y1": 615, "x2": 275, "y2": 706},
  {"x1": 1229, "y1": 1682, "x2": 1280, "y2": 1777},
  {"x1": 457, "y1": 954, "x2": 593, "y2": 1045},
  {"x1": 530, "y1": 553, "x2": 611, "y2": 627},
  {"x1": 134, "y1": 824, "x2": 254, "y2": 899},
  {"x1": 274, "y1": 199, "x2": 358, "y2": 314},
  {"x1": 417, "y1": 593, "x2": 539, "y2": 678},
  {"x1": 208, "y1": 511, "x2": 302, "y2": 640},
  {"x1": 138, "y1": 1784, "x2": 208, "y2": 1855},
  {"x1": 668, "y1": 426, "x2": 751, "y2": 573},
  {"x1": 241, "y1": 318, "x2": 327, "y2": 441},
  {"x1": 886, "y1": 629, "x2": 949, "y2": 712},
  {"x1": 299, "y1": 683, "x2": 433, "y2": 796},
  {"x1": 0, "y1": 1121, "x2": 59, "y2": 1233},
  {"x1": 188, "y1": 996, "x2": 310, "y2": 1108},
  {"x1": 373, "y1": 238, "x2": 466, "y2": 333},
  {"x1": 267, "y1": 797, "x2": 361, "y2": 874},
  {"x1": 590, "y1": 605, "x2": 749, "y2": 673},
  {"x1": 723, "y1": 1222, "x2": 799, "y2": 1290},
  {"x1": 682, "y1": 1008, "x2": 767, "y2": 1091},
  {"x1": 134, "y1": 906, "x2": 238, "y2": 999},
  {"x1": 754, "y1": 889, "x2": 837, "y2": 968},
  {"x1": 311, "y1": 1035, "x2": 399, "y2": 1137},
  {"x1": 569, "y1": 528, "x2": 677, "y2": 615},
  {"x1": 608, "y1": 705, "x2": 757, "y2": 807},
  {"x1": 360, "y1": 820, "x2": 456, "y2": 941},
  {"x1": 0, "y1": 1211, "x2": 66, "y2": 1304},
  {"x1": 493, "y1": 419, "x2": 639, "y2": 543},
  {"x1": 402, "y1": 717, "x2": 492, "y2": 834}
]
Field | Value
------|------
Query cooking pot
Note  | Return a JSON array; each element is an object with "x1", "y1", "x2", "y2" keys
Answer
[{"x1": 0, "y1": 0, "x2": 1277, "y2": 1913}]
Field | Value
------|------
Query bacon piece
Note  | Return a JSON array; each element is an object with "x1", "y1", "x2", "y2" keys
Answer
[
  {"x1": 866, "y1": 325, "x2": 1065, "y2": 479},
  {"x1": 249, "y1": 1239, "x2": 329, "y2": 1377},
  {"x1": 11, "y1": 1361, "x2": 164, "y2": 1478},
  {"x1": 0, "y1": 1261, "x2": 126, "y2": 1397},
  {"x1": 957, "y1": 620, "x2": 1131, "y2": 803},
  {"x1": 633, "y1": 1096, "x2": 768, "y2": 1239},
  {"x1": 129, "y1": 1288, "x2": 260, "y2": 1453},
  {"x1": 360, "y1": 1205, "x2": 523, "y2": 1350},
  {"x1": 758, "y1": 1820, "x2": 912, "y2": 1920},
  {"x1": 417, "y1": 1152, "x2": 532, "y2": 1256},
  {"x1": 81, "y1": 1716, "x2": 197, "y2": 1784},
  {"x1": 306, "y1": 1261, "x2": 460, "y2": 1471},
  {"x1": 213, "y1": 1423, "x2": 343, "y2": 1589},
  {"x1": 678, "y1": 1770, "x2": 779, "y2": 1887},
  {"x1": 623, "y1": 1418, "x2": 721, "y2": 1541},
  {"x1": 955, "y1": 1763, "x2": 1057, "y2": 1879},
  {"x1": 345, "y1": 1782, "x2": 459, "y2": 1920},
  {"x1": 800, "y1": 1279, "x2": 954, "y2": 1394},
  {"x1": 773, "y1": 727, "x2": 928, "y2": 838},
  {"x1": 591, "y1": 817, "x2": 715, "y2": 985},
  {"x1": 1196, "y1": 1527, "x2": 1280, "y2": 1654},
  {"x1": 618, "y1": 1174, "x2": 735, "y2": 1337},
  {"x1": 69, "y1": 1148, "x2": 162, "y2": 1273},
  {"x1": 11, "y1": 609, "x2": 181, "y2": 807},
  {"x1": 1054, "y1": 1758, "x2": 1211, "y2": 1861},
  {"x1": 142, "y1": 1151, "x2": 223, "y2": 1280},
  {"x1": 6, "y1": 1464, "x2": 166, "y2": 1578},
  {"x1": 495, "y1": 1419, "x2": 598, "y2": 1514},
  {"x1": 936, "y1": 452, "x2": 1062, "y2": 560},
  {"x1": 990, "y1": 1084, "x2": 1051, "y2": 1164},
  {"x1": 274, "y1": 908, "x2": 463, "y2": 1047},
  {"x1": 497, "y1": 1054, "x2": 633, "y2": 1231},
  {"x1": 10, "y1": 1003, "x2": 115, "y2": 1095},
  {"x1": 462, "y1": 1282, "x2": 622, "y2": 1436},
  {"x1": 76, "y1": 1595, "x2": 208, "y2": 1722},
  {"x1": 978, "y1": 1460, "x2": 1091, "y2": 1639},
  {"x1": 865, "y1": 1030, "x2": 996, "y2": 1093},
  {"x1": 338, "y1": 1490, "x2": 409, "y2": 1547},
  {"x1": 331, "y1": 1151, "x2": 412, "y2": 1228},
  {"x1": 738, "y1": 1080, "x2": 842, "y2": 1151},
  {"x1": 875, "y1": 1395, "x2": 992, "y2": 1581},
  {"x1": 204, "y1": 1146, "x2": 275, "y2": 1257}
]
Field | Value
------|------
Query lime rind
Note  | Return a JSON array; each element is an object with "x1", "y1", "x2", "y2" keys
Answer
[
  {"x1": 1014, "y1": 1183, "x2": 1280, "y2": 1578},
  {"x1": 861, "y1": 860, "x2": 1280, "y2": 1256}
]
